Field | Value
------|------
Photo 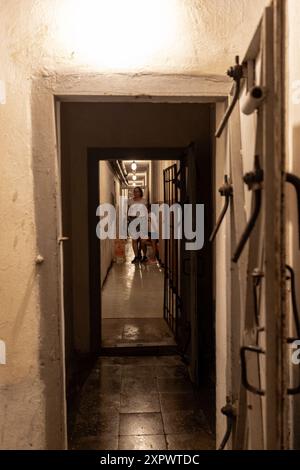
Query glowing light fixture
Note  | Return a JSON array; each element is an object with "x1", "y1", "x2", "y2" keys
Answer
[
  {"x1": 58, "y1": 0, "x2": 180, "y2": 70},
  {"x1": 132, "y1": 174, "x2": 137, "y2": 181},
  {"x1": 131, "y1": 161, "x2": 137, "y2": 171}
]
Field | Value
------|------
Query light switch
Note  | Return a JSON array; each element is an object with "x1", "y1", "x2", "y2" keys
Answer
[{"x1": 0, "y1": 340, "x2": 6, "y2": 364}]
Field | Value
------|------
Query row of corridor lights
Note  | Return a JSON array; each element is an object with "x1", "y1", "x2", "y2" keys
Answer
[{"x1": 131, "y1": 161, "x2": 137, "y2": 186}]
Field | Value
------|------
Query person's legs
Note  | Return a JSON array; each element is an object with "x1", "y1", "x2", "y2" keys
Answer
[
  {"x1": 141, "y1": 238, "x2": 148, "y2": 262},
  {"x1": 131, "y1": 239, "x2": 139, "y2": 262},
  {"x1": 137, "y1": 238, "x2": 143, "y2": 259}
]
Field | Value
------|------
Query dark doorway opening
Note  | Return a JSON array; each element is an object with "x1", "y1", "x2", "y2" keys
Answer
[{"x1": 60, "y1": 102, "x2": 216, "y2": 448}]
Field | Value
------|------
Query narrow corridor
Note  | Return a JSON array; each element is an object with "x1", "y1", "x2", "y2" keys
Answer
[{"x1": 70, "y1": 355, "x2": 215, "y2": 450}]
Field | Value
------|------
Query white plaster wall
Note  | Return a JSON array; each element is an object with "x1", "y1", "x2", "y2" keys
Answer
[
  {"x1": 1, "y1": 0, "x2": 270, "y2": 76},
  {"x1": 99, "y1": 161, "x2": 118, "y2": 286},
  {"x1": 0, "y1": 7, "x2": 45, "y2": 452},
  {"x1": 0, "y1": 0, "x2": 271, "y2": 449}
]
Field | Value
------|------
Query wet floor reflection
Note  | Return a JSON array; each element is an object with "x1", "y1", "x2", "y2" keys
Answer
[
  {"x1": 102, "y1": 240, "x2": 171, "y2": 347},
  {"x1": 102, "y1": 241, "x2": 164, "y2": 319}
]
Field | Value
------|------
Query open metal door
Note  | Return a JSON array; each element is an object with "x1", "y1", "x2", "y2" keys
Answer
[
  {"x1": 163, "y1": 164, "x2": 180, "y2": 338},
  {"x1": 215, "y1": 1, "x2": 286, "y2": 450},
  {"x1": 167, "y1": 143, "x2": 213, "y2": 385},
  {"x1": 179, "y1": 148, "x2": 199, "y2": 380}
]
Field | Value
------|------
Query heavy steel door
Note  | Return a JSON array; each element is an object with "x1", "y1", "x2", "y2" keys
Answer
[{"x1": 214, "y1": 1, "x2": 286, "y2": 450}]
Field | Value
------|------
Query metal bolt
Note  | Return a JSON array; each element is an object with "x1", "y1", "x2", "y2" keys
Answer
[{"x1": 35, "y1": 255, "x2": 44, "y2": 265}]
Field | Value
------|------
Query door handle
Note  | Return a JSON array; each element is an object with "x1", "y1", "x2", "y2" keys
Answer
[
  {"x1": 287, "y1": 338, "x2": 300, "y2": 396},
  {"x1": 209, "y1": 175, "x2": 233, "y2": 243},
  {"x1": 232, "y1": 155, "x2": 263, "y2": 263},
  {"x1": 58, "y1": 236, "x2": 70, "y2": 244},
  {"x1": 286, "y1": 265, "x2": 300, "y2": 395},
  {"x1": 240, "y1": 345, "x2": 266, "y2": 396},
  {"x1": 286, "y1": 173, "x2": 300, "y2": 248},
  {"x1": 286, "y1": 265, "x2": 300, "y2": 339}
]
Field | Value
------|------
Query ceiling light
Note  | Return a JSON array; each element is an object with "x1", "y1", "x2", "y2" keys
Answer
[
  {"x1": 131, "y1": 161, "x2": 137, "y2": 171},
  {"x1": 132, "y1": 174, "x2": 137, "y2": 181},
  {"x1": 57, "y1": 0, "x2": 179, "y2": 70}
]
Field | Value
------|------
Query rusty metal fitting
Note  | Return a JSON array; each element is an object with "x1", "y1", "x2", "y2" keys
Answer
[{"x1": 227, "y1": 56, "x2": 244, "y2": 82}]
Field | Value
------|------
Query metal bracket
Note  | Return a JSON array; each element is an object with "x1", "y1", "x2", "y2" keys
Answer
[
  {"x1": 232, "y1": 155, "x2": 263, "y2": 263},
  {"x1": 215, "y1": 56, "x2": 245, "y2": 138},
  {"x1": 286, "y1": 173, "x2": 300, "y2": 249},
  {"x1": 209, "y1": 175, "x2": 233, "y2": 243},
  {"x1": 240, "y1": 345, "x2": 266, "y2": 396}
]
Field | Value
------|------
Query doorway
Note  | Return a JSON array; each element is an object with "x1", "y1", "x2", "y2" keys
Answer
[
  {"x1": 99, "y1": 157, "x2": 176, "y2": 351},
  {"x1": 59, "y1": 102, "x2": 215, "y2": 448}
]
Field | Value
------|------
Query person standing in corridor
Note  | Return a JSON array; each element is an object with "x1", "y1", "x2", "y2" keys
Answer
[{"x1": 128, "y1": 186, "x2": 148, "y2": 263}]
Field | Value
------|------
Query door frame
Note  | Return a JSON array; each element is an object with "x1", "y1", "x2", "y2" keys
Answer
[
  {"x1": 31, "y1": 72, "x2": 230, "y2": 447},
  {"x1": 88, "y1": 148, "x2": 185, "y2": 353}
]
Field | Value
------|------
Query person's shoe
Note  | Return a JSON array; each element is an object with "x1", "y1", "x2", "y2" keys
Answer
[
  {"x1": 131, "y1": 256, "x2": 139, "y2": 263},
  {"x1": 141, "y1": 256, "x2": 148, "y2": 262}
]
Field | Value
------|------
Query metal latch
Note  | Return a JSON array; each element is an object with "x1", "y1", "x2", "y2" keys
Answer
[
  {"x1": 209, "y1": 175, "x2": 233, "y2": 243},
  {"x1": 58, "y1": 236, "x2": 70, "y2": 244},
  {"x1": 232, "y1": 155, "x2": 263, "y2": 263},
  {"x1": 215, "y1": 56, "x2": 245, "y2": 138},
  {"x1": 218, "y1": 398, "x2": 237, "y2": 450}
]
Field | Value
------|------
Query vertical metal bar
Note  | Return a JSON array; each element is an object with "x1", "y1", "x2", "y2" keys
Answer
[
  {"x1": 163, "y1": 164, "x2": 179, "y2": 335},
  {"x1": 169, "y1": 168, "x2": 171, "y2": 331},
  {"x1": 263, "y1": 4, "x2": 285, "y2": 449},
  {"x1": 163, "y1": 169, "x2": 168, "y2": 324},
  {"x1": 174, "y1": 164, "x2": 179, "y2": 340}
]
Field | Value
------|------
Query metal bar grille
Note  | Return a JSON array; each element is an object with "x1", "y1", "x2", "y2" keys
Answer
[{"x1": 163, "y1": 164, "x2": 179, "y2": 337}]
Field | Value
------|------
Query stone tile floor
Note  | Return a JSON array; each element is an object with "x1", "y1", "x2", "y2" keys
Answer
[
  {"x1": 70, "y1": 355, "x2": 215, "y2": 450},
  {"x1": 102, "y1": 318, "x2": 176, "y2": 348}
]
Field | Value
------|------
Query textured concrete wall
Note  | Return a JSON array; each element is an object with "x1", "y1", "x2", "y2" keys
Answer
[{"x1": 0, "y1": 0, "x2": 270, "y2": 449}]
